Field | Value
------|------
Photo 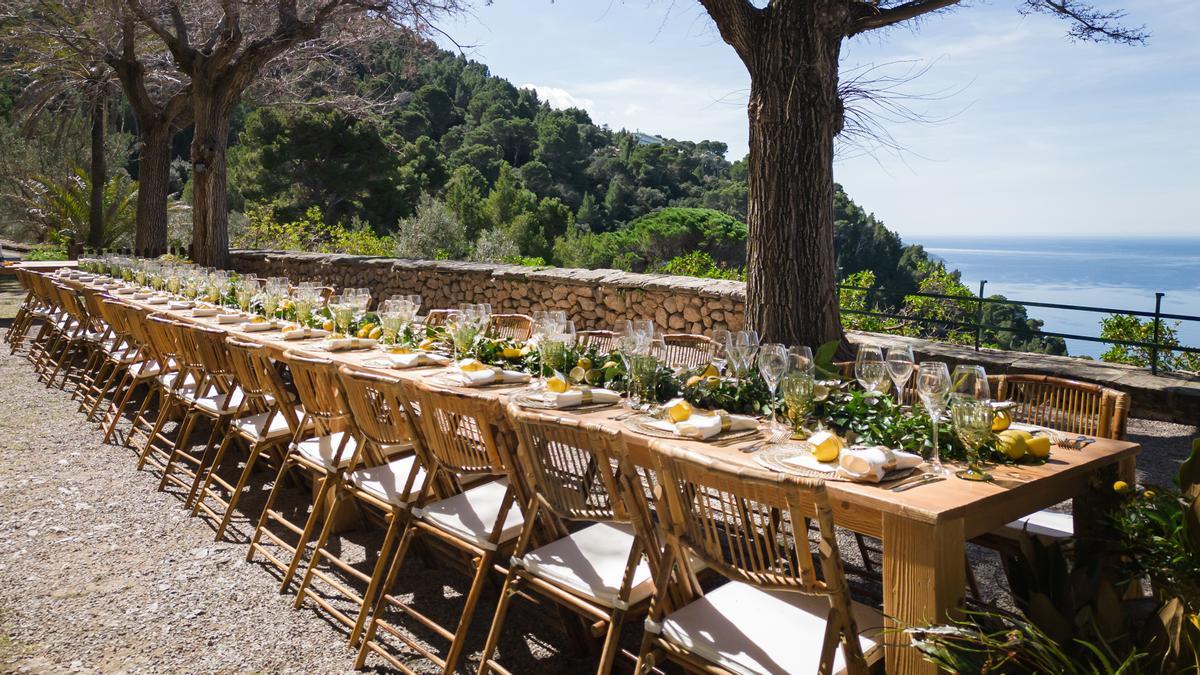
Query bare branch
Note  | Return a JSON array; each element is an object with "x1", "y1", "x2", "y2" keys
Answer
[
  {"x1": 1021, "y1": 0, "x2": 1147, "y2": 45},
  {"x1": 852, "y1": 0, "x2": 961, "y2": 35}
]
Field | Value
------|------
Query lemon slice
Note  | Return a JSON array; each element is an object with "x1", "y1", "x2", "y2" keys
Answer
[
  {"x1": 368, "y1": 326, "x2": 383, "y2": 340},
  {"x1": 418, "y1": 339, "x2": 437, "y2": 351},
  {"x1": 991, "y1": 409, "x2": 1012, "y2": 432},
  {"x1": 568, "y1": 365, "x2": 588, "y2": 382},
  {"x1": 546, "y1": 375, "x2": 569, "y2": 393},
  {"x1": 685, "y1": 375, "x2": 703, "y2": 388},
  {"x1": 667, "y1": 400, "x2": 694, "y2": 423}
]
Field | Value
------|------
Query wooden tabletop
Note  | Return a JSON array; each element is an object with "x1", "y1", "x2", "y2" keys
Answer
[{"x1": 1, "y1": 260, "x2": 79, "y2": 275}]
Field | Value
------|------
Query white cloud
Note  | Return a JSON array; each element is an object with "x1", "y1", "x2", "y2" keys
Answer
[{"x1": 522, "y1": 84, "x2": 594, "y2": 112}]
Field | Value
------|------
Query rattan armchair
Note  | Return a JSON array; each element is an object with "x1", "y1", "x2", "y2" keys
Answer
[
  {"x1": 487, "y1": 313, "x2": 534, "y2": 341},
  {"x1": 660, "y1": 333, "x2": 721, "y2": 370}
]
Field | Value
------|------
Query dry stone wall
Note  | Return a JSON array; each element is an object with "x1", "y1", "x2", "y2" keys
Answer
[{"x1": 226, "y1": 250, "x2": 746, "y2": 334}]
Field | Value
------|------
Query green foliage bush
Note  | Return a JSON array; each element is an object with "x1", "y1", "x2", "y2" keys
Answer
[
  {"x1": 24, "y1": 243, "x2": 68, "y2": 261},
  {"x1": 552, "y1": 206, "x2": 745, "y2": 272},
  {"x1": 233, "y1": 204, "x2": 393, "y2": 256},
  {"x1": 1100, "y1": 314, "x2": 1200, "y2": 373}
]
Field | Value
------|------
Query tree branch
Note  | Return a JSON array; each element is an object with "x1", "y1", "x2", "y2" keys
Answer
[
  {"x1": 124, "y1": 0, "x2": 198, "y2": 70},
  {"x1": 1021, "y1": 0, "x2": 1147, "y2": 45},
  {"x1": 851, "y1": 0, "x2": 961, "y2": 34},
  {"x1": 698, "y1": 0, "x2": 760, "y2": 64}
]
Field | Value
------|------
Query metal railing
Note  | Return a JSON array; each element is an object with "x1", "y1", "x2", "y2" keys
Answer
[{"x1": 838, "y1": 280, "x2": 1200, "y2": 376}]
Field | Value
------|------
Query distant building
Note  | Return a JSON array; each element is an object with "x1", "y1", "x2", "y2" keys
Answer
[{"x1": 633, "y1": 131, "x2": 664, "y2": 146}]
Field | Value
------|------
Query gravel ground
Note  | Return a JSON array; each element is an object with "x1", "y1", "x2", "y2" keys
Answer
[{"x1": 0, "y1": 309, "x2": 1194, "y2": 674}]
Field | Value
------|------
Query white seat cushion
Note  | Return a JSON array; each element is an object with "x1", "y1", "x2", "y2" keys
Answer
[
  {"x1": 194, "y1": 387, "x2": 249, "y2": 415},
  {"x1": 655, "y1": 580, "x2": 883, "y2": 675},
  {"x1": 157, "y1": 370, "x2": 195, "y2": 389},
  {"x1": 232, "y1": 406, "x2": 305, "y2": 441},
  {"x1": 1004, "y1": 509, "x2": 1074, "y2": 538},
  {"x1": 294, "y1": 431, "x2": 357, "y2": 470},
  {"x1": 127, "y1": 361, "x2": 162, "y2": 379},
  {"x1": 348, "y1": 454, "x2": 426, "y2": 507},
  {"x1": 520, "y1": 522, "x2": 653, "y2": 609},
  {"x1": 417, "y1": 478, "x2": 524, "y2": 551}
]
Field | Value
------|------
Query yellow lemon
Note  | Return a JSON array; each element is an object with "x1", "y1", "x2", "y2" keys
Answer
[
  {"x1": 809, "y1": 430, "x2": 843, "y2": 463},
  {"x1": 322, "y1": 320, "x2": 335, "y2": 332},
  {"x1": 501, "y1": 347, "x2": 523, "y2": 359},
  {"x1": 251, "y1": 316, "x2": 267, "y2": 324},
  {"x1": 1011, "y1": 429, "x2": 1034, "y2": 442},
  {"x1": 585, "y1": 369, "x2": 604, "y2": 385},
  {"x1": 459, "y1": 359, "x2": 487, "y2": 372},
  {"x1": 705, "y1": 375, "x2": 720, "y2": 385},
  {"x1": 992, "y1": 409, "x2": 1012, "y2": 432},
  {"x1": 685, "y1": 375, "x2": 704, "y2": 388},
  {"x1": 388, "y1": 346, "x2": 412, "y2": 354},
  {"x1": 282, "y1": 300, "x2": 294, "y2": 311},
  {"x1": 418, "y1": 339, "x2": 437, "y2": 351},
  {"x1": 546, "y1": 376, "x2": 569, "y2": 393},
  {"x1": 703, "y1": 364, "x2": 720, "y2": 378},
  {"x1": 668, "y1": 400, "x2": 694, "y2": 423},
  {"x1": 368, "y1": 326, "x2": 383, "y2": 340},
  {"x1": 1113, "y1": 480, "x2": 1131, "y2": 493},
  {"x1": 601, "y1": 361, "x2": 619, "y2": 371},
  {"x1": 576, "y1": 357, "x2": 593, "y2": 370},
  {"x1": 996, "y1": 431, "x2": 1027, "y2": 460},
  {"x1": 568, "y1": 366, "x2": 588, "y2": 383},
  {"x1": 1025, "y1": 435, "x2": 1051, "y2": 459},
  {"x1": 1143, "y1": 490, "x2": 1157, "y2": 499}
]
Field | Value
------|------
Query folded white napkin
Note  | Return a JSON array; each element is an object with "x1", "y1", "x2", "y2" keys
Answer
[
  {"x1": 191, "y1": 307, "x2": 219, "y2": 317},
  {"x1": 280, "y1": 327, "x2": 330, "y2": 341},
  {"x1": 386, "y1": 352, "x2": 451, "y2": 368},
  {"x1": 443, "y1": 366, "x2": 530, "y2": 387},
  {"x1": 132, "y1": 292, "x2": 151, "y2": 300},
  {"x1": 665, "y1": 412, "x2": 758, "y2": 440},
  {"x1": 238, "y1": 321, "x2": 277, "y2": 332},
  {"x1": 113, "y1": 287, "x2": 136, "y2": 295},
  {"x1": 836, "y1": 446, "x2": 924, "y2": 483},
  {"x1": 145, "y1": 296, "x2": 168, "y2": 305},
  {"x1": 216, "y1": 313, "x2": 243, "y2": 324},
  {"x1": 322, "y1": 337, "x2": 378, "y2": 352},
  {"x1": 168, "y1": 301, "x2": 193, "y2": 310},
  {"x1": 542, "y1": 387, "x2": 621, "y2": 409}
]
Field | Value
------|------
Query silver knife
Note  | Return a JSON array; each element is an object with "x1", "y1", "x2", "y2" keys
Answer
[{"x1": 891, "y1": 476, "x2": 946, "y2": 492}]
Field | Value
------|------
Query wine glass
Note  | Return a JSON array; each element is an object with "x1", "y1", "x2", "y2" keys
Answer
[
  {"x1": 886, "y1": 344, "x2": 915, "y2": 405},
  {"x1": 781, "y1": 368, "x2": 815, "y2": 438},
  {"x1": 951, "y1": 364, "x2": 990, "y2": 404},
  {"x1": 729, "y1": 330, "x2": 760, "y2": 380},
  {"x1": 854, "y1": 344, "x2": 887, "y2": 395},
  {"x1": 757, "y1": 343, "x2": 789, "y2": 435},
  {"x1": 710, "y1": 329, "x2": 730, "y2": 375},
  {"x1": 789, "y1": 345, "x2": 814, "y2": 376},
  {"x1": 235, "y1": 276, "x2": 258, "y2": 313},
  {"x1": 952, "y1": 397, "x2": 994, "y2": 482},
  {"x1": 331, "y1": 295, "x2": 354, "y2": 337},
  {"x1": 916, "y1": 362, "x2": 952, "y2": 476}
]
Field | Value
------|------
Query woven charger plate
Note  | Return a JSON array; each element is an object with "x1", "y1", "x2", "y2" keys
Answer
[
  {"x1": 754, "y1": 443, "x2": 919, "y2": 483},
  {"x1": 620, "y1": 414, "x2": 760, "y2": 443}
]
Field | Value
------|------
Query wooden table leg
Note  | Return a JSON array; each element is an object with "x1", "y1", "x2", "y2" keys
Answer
[{"x1": 883, "y1": 514, "x2": 966, "y2": 674}]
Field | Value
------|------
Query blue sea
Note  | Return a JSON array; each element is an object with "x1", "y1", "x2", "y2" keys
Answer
[{"x1": 913, "y1": 236, "x2": 1200, "y2": 359}]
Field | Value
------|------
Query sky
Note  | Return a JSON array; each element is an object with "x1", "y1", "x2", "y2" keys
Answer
[{"x1": 436, "y1": 1, "x2": 1199, "y2": 240}]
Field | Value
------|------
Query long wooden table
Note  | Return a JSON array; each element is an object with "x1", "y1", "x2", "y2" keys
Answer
[{"x1": 69, "y1": 274, "x2": 1140, "y2": 674}]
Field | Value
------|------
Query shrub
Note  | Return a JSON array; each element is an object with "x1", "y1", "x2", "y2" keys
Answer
[
  {"x1": 233, "y1": 203, "x2": 393, "y2": 256},
  {"x1": 656, "y1": 250, "x2": 743, "y2": 280},
  {"x1": 24, "y1": 243, "x2": 68, "y2": 261},
  {"x1": 394, "y1": 194, "x2": 469, "y2": 260}
]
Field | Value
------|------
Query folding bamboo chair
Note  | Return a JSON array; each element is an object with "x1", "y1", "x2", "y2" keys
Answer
[
  {"x1": 355, "y1": 379, "x2": 525, "y2": 674},
  {"x1": 986, "y1": 374, "x2": 1130, "y2": 541},
  {"x1": 634, "y1": 443, "x2": 883, "y2": 675},
  {"x1": 101, "y1": 303, "x2": 173, "y2": 446},
  {"x1": 661, "y1": 334, "x2": 721, "y2": 370},
  {"x1": 158, "y1": 324, "x2": 250, "y2": 505},
  {"x1": 477, "y1": 406, "x2": 660, "y2": 675},
  {"x1": 133, "y1": 315, "x2": 200, "y2": 472},
  {"x1": 487, "y1": 313, "x2": 534, "y2": 341},
  {"x1": 577, "y1": 330, "x2": 618, "y2": 354},
  {"x1": 77, "y1": 293, "x2": 137, "y2": 420},
  {"x1": 247, "y1": 350, "x2": 358, "y2": 593},
  {"x1": 422, "y1": 309, "x2": 457, "y2": 329},
  {"x1": 192, "y1": 337, "x2": 307, "y2": 540},
  {"x1": 292, "y1": 366, "x2": 425, "y2": 646},
  {"x1": 6, "y1": 267, "x2": 48, "y2": 354}
]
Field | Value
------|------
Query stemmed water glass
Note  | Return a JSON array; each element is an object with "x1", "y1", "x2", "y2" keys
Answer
[
  {"x1": 710, "y1": 329, "x2": 730, "y2": 375},
  {"x1": 293, "y1": 285, "x2": 318, "y2": 328},
  {"x1": 260, "y1": 278, "x2": 285, "y2": 319},
  {"x1": 757, "y1": 343, "x2": 790, "y2": 436},
  {"x1": 952, "y1": 397, "x2": 995, "y2": 481},
  {"x1": 235, "y1": 276, "x2": 259, "y2": 314},
  {"x1": 886, "y1": 344, "x2": 915, "y2": 406},
  {"x1": 330, "y1": 295, "x2": 355, "y2": 337},
  {"x1": 727, "y1": 330, "x2": 760, "y2": 382},
  {"x1": 951, "y1": 364, "x2": 991, "y2": 404},
  {"x1": 854, "y1": 344, "x2": 887, "y2": 396},
  {"x1": 917, "y1": 362, "x2": 953, "y2": 476},
  {"x1": 781, "y1": 358, "x2": 815, "y2": 438}
]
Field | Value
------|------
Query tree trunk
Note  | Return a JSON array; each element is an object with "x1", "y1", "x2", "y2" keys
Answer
[
  {"x1": 133, "y1": 120, "x2": 172, "y2": 257},
  {"x1": 189, "y1": 86, "x2": 232, "y2": 267},
  {"x1": 87, "y1": 95, "x2": 107, "y2": 251},
  {"x1": 743, "y1": 5, "x2": 848, "y2": 350}
]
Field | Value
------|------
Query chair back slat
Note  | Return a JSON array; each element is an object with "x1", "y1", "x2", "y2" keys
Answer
[
  {"x1": 338, "y1": 366, "x2": 417, "y2": 467},
  {"x1": 506, "y1": 406, "x2": 630, "y2": 523},
  {"x1": 995, "y1": 373, "x2": 1129, "y2": 440},
  {"x1": 423, "y1": 309, "x2": 456, "y2": 328},
  {"x1": 404, "y1": 379, "x2": 510, "y2": 477},
  {"x1": 577, "y1": 330, "x2": 618, "y2": 353},
  {"x1": 487, "y1": 313, "x2": 533, "y2": 341},
  {"x1": 225, "y1": 337, "x2": 296, "y2": 425},
  {"x1": 662, "y1": 333, "x2": 720, "y2": 369},
  {"x1": 281, "y1": 350, "x2": 351, "y2": 436}
]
